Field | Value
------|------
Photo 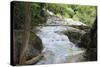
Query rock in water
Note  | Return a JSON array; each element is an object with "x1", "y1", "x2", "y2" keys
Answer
[{"x1": 29, "y1": 32, "x2": 43, "y2": 52}]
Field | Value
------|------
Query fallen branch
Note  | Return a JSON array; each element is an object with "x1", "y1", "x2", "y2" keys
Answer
[{"x1": 25, "y1": 54, "x2": 43, "y2": 65}]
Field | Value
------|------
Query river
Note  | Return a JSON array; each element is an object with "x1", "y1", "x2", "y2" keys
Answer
[{"x1": 35, "y1": 16, "x2": 85, "y2": 64}]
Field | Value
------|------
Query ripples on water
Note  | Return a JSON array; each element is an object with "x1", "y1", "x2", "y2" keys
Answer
[
  {"x1": 35, "y1": 17, "x2": 85, "y2": 64},
  {"x1": 34, "y1": 26, "x2": 85, "y2": 64}
]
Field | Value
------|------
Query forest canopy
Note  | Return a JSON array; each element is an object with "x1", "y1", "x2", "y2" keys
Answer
[
  {"x1": 45, "y1": 3, "x2": 96, "y2": 25},
  {"x1": 13, "y1": 2, "x2": 96, "y2": 29}
]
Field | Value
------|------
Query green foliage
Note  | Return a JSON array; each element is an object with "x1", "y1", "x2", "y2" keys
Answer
[
  {"x1": 13, "y1": 1, "x2": 24, "y2": 29},
  {"x1": 31, "y1": 3, "x2": 48, "y2": 26},
  {"x1": 13, "y1": 2, "x2": 48, "y2": 29},
  {"x1": 43, "y1": 3, "x2": 96, "y2": 25},
  {"x1": 13, "y1": 2, "x2": 96, "y2": 29},
  {"x1": 44, "y1": 3, "x2": 96, "y2": 25},
  {"x1": 72, "y1": 5, "x2": 96, "y2": 25}
]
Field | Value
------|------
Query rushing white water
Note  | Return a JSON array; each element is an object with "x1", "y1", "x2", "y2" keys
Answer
[
  {"x1": 46, "y1": 16, "x2": 86, "y2": 26},
  {"x1": 35, "y1": 26, "x2": 84, "y2": 64},
  {"x1": 35, "y1": 17, "x2": 85, "y2": 64}
]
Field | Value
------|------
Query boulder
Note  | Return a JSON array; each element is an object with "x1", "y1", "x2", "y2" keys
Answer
[{"x1": 63, "y1": 26, "x2": 86, "y2": 45}]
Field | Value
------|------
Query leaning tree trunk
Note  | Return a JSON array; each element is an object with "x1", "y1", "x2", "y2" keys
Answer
[{"x1": 19, "y1": 2, "x2": 31, "y2": 65}]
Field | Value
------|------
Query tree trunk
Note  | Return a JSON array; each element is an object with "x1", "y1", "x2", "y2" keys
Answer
[{"x1": 19, "y1": 2, "x2": 31, "y2": 65}]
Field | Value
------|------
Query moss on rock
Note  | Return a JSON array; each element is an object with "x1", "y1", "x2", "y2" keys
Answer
[{"x1": 64, "y1": 27, "x2": 86, "y2": 45}]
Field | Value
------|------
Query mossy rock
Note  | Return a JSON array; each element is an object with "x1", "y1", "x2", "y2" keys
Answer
[
  {"x1": 64, "y1": 27, "x2": 86, "y2": 45},
  {"x1": 78, "y1": 32, "x2": 91, "y2": 48},
  {"x1": 70, "y1": 25, "x2": 90, "y2": 32},
  {"x1": 29, "y1": 32, "x2": 43, "y2": 52}
]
